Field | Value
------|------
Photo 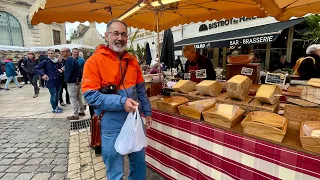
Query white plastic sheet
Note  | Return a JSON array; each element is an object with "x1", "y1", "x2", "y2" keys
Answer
[{"x1": 114, "y1": 108, "x2": 147, "y2": 155}]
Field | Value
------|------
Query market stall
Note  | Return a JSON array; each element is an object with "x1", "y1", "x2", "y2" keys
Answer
[{"x1": 146, "y1": 67, "x2": 320, "y2": 179}]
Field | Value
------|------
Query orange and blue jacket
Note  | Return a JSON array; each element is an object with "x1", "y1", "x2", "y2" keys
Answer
[{"x1": 82, "y1": 45, "x2": 152, "y2": 133}]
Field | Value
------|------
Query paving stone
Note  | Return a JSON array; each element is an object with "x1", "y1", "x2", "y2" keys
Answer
[
  {"x1": 4, "y1": 153, "x2": 20, "y2": 158},
  {"x1": 57, "y1": 143, "x2": 68, "y2": 148},
  {"x1": 36, "y1": 165, "x2": 55, "y2": 172},
  {"x1": 68, "y1": 163, "x2": 80, "y2": 171},
  {"x1": 32, "y1": 153, "x2": 45, "y2": 158},
  {"x1": 0, "y1": 154, "x2": 7, "y2": 159},
  {"x1": 11, "y1": 159, "x2": 28, "y2": 165},
  {"x1": 54, "y1": 148, "x2": 68, "y2": 154},
  {"x1": 37, "y1": 143, "x2": 50, "y2": 148},
  {"x1": 48, "y1": 143, "x2": 58, "y2": 148},
  {"x1": 146, "y1": 173, "x2": 165, "y2": 180},
  {"x1": 13, "y1": 143, "x2": 29, "y2": 148},
  {"x1": 52, "y1": 165, "x2": 67, "y2": 172},
  {"x1": 67, "y1": 169, "x2": 80, "y2": 179},
  {"x1": 55, "y1": 154, "x2": 68, "y2": 158},
  {"x1": 40, "y1": 159, "x2": 54, "y2": 165},
  {"x1": 50, "y1": 173, "x2": 65, "y2": 180},
  {"x1": 68, "y1": 152, "x2": 79, "y2": 158},
  {"x1": 15, "y1": 173, "x2": 35, "y2": 180},
  {"x1": 41, "y1": 148, "x2": 56, "y2": 153},
  {"x1": 43, "y1": 153, "x2": 57, "y2": 158},
  {"x1": 0, "y1": 166, "x2": 9, "y2": 172},
  {"x1": 20, "y1": 165, "x2": 39, "y2": 172},
  {"x1": 25, "y1": 158, "x2": 44, "y2": 165},
  {"x1": 27, "y1": 143, "x2": 39, "y2": 148},
  {"x1": 81, "y1": 169, "x2": 94, "y2": 179},
  {"x1": 5, "y1": 165, "x2": 23, "y2": 172},
  {"x1": 0, "y1": 173, "x2": 4, "y2": 178},
  {"x1": 1, "y1": 144, "x2": 15, "y2": 148},
  {"x1": 31, "y1": 173, "x2": 51, "y2": 180},
  {"x1": 0, "y1": 159, "x2": 14, "y2": 165},
  {"x1": 52, "y1": 158, "x2": 68, "y2": 165},
  {"x1": 95, "y1": 169, "x2": 107, "y2": 179},
  {"x1": 17, "y1": 153, "x2": 32, "y2": 159},
  {"x1": 80, "y1": 151, "x2": 91, "y2": 159},
  {"x1": 0, "y1": 173, "x2": 18, "y2": 180},
  {"x1": 15, "y1": 148, "x2": 31, "y2": 153},
  {"x1": 69, "y1": 157, "x2": 80, "y2": 165},
  {"x1": 2, "y1": 148, "x2": 18, "y2": 153},
  {"x1": 28, "y1": 148, "x2": 43, "y2": 153},
  {"x1": 94, "y1": 162, "x2": 105, "y2": 172}
]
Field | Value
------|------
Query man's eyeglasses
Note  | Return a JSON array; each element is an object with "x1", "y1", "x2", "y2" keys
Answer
[{"x1": 108, "y1": 31, "x2": 128, "y2": 38}]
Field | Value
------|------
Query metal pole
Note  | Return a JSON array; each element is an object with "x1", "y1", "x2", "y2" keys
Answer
[{"x1": 156, "y1": 11, "x2": 161, "y2": 83}]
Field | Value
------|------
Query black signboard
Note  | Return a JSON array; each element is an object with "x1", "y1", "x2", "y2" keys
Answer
[{"x1": 265, "y1": 73, "x2": 287, "y2": 86}]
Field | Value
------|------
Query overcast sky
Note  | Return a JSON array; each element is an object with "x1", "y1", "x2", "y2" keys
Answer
[{"x1": 65, "y1": 22, "x2": 107, "y2": 39}]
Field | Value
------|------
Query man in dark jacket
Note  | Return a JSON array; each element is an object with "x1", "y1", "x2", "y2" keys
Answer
[
  {"x1": 183, "y1": 45, "x2": 216, "y2": 83},
  {"x1": 17, "y1": 54, "x2": 28, "y2": 84},
  {"x1": 22, "y1": 51, "x2": 40, "y2": 98},
  {"x1": 62, "y1": 47, "x2": 85, "y2": 120},
  {"x1": 297, "y1": 44, "x2": 320, "y2": 80}
]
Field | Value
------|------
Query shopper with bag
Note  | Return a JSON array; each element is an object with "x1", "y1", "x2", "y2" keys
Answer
[{"x1": 82, "y1": 19, "x2": 152, "y2": 180}]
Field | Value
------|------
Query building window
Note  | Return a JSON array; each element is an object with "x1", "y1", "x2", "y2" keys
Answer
[
  {"x1": 0, "y1": 11, "x2": 24, "y2": 46},
  {"x1": 53, "y1": 30, "x2": 61, "y2": 45}
]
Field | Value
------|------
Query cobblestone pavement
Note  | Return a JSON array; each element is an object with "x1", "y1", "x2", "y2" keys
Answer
[{"x1": 0, "y1": 118, "x2": 69, "y2": 180}]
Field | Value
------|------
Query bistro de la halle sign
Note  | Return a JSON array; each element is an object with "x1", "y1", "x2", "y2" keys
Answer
[{"x1": 194, "y1": 16, "x2": 276, "y2": 49}]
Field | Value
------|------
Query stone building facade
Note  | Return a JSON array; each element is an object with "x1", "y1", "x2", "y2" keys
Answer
[
  {"x1": 70, "y1": 22, "x2": 104, "y2": 48},
  {"x1": 0, "y1": 0, "x2": 66, "y2": 48}
]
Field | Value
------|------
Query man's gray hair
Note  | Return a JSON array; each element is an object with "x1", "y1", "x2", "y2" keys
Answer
[
  {"x1": 47, "y1": 48, "x2": 55, "y2": 52},
  {"x1": 106, "y1": 19, "x2": 128, "y2": 32},
  {"x1": 306, "y1": 44, "x2": 320, "y2": 54}
]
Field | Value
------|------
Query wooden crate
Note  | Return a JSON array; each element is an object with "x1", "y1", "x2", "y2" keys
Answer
[
  {"x1": 300, "y1": 121, "x2": 320, "y2": 153},
  {"x1": 178, "y1": 100, "x2": 214, "y2": 121},
  {"x1": 215, "y1": 93, "x2": 279, "y2": 115},
  {"x1": 156, "y1": 96, "x2": 189, "y2": 114},
  {"x1": 203, "y1": 106, "x2": 245, "y2": 128},
  {"x1": 241, "y1": 111, "x2": 288, "y2": 143},
  {"x1": 284, "y1": 104, "x2": 320, "y2": 132}
]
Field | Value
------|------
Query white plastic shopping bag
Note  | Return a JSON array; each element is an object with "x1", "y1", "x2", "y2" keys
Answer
[{"x1": 114, "y1": 108, "x2": 147, "y2": 155}]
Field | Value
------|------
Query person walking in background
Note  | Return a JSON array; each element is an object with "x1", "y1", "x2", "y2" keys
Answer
[
  {"x1": 62, "y1": 47, "x2": 85, "y2": 120},
  {"x1": 4, "y1": 55, "x2": 23, "y2": 90},
  {"x1": 0, "y1": 63, "x2": 3, "y2": 89},
  {"x1": 17, "y1": 54, "x2": 28, "y2": 85},
  {"x1": 59, "y1": 49, "x2": 70, "y2": 106},
  {"x1": 72, "y1": 48, "x2": 87, "y2": 109},
  {"x1": 34, "y1": 49, "x2": 63, "y2": 113},
  {"x1": 22, "y1": 51, "x2": 40, "y2": 98},
  {"x1": 38, "y1": 51, "x2": 47, "y2": 88}
]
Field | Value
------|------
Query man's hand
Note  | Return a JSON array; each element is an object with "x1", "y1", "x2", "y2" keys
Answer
[
  {"x1": 42, "y1": 74, "x2": 49, "y2": 80},
  {"x1": 124, "y1": 98, "x2": 139, "y2": 112},
  {"x1": 145, "y1": 116, "x2": 152, "y2": 129},
  {"x1": 58, "y1": 69, "x2": 63, "y2": 73}
]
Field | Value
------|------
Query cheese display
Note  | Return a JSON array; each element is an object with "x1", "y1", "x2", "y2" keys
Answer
[
  {"x1": 196, "y1": 80, "x2": 222, "y2": 96},
  {"x1": 311, "y1": 130, "x2": 320, "y2": 138},
  {"x1": 173, "y1": 80, "x2": 197, "y2": 93},
  {"x1": 227, "y1": 75, "x2": 253, "y2": 100},
  {"x1": 300, "y1": 121, "x2": 320, "y2": 153},
  {"x1": 241, "y1": 111, "x2": 288, "y2": 143},
  {"x1": 307, "y1": 78, "x2": 320, "y2": 87},
  {"x1": 300, "y1": 86, "x2": 320, "y2": 104},
  {"x1": 156, "y1": 96, "x2": 189, "y2": 113},
  {"x1": 178, "y1": 99, "x2": 215, "y2": 120},
  {"x1": 203, "y1": 104, "x2": 245, "y2": 128},
  {"x1": 255, "y1": 84, "x2": 281, "y2": 105}
]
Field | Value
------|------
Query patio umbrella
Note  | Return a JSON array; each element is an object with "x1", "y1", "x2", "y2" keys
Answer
[
  {"x1": 145, "y1": 42, "x2": 152, "y2": 65},
  {"x1": 160, "y1": 28, "x2": 175, "y2": 69},
  {"x1": 29, "y1": 0, "x2": 139, "y2": 24}
]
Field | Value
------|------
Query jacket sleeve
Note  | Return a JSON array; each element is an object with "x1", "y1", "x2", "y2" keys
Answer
[
  {"x1": 64, "y1": 58, "x2": 73, "y2": 83},
  {"x1": 205, "y1": 57, "x2": 216, "y2": 80},
  {"x1": 33, "y1": 61, "x2": 46, "y2": 77},
  {"x1": 136, "y1": 65, "x2": 152, "y2": 116},
  {"x1": 82, "y1": 57, "x2": 126, "y2": 111},
  {"x1": 9, "y1": 63, "x2": 15, "y2": 74},
  {"x1": 298, "y1": 58, "x2": 315, "y2": 80},
  {"x1": 22, "y1": 59, "x2": 27, "y2": 71}
]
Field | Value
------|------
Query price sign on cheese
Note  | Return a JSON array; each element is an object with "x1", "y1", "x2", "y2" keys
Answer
[
  {"x1": 184, "y1": 73, "x2": 191, "y2": 80},
  {"x1": 265, "y1": 72, "x2": 287, "y2": 86},
  {"x1": 196, "y1": 69, "x2": 207, "y2": 79},
  {"x1": 241, "y1": 67, "x2": 253, "y2": 76}
]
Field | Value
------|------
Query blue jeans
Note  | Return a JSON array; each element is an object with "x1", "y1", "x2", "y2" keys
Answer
[
  {"x1": 48, "y1": 86, "x2": 62, "y2": 110},
  {"x1": 5, "y1": 76, "x2": 20, "y2": 89},
  {"x1": 101, "y1": 132, "x2": 146, "y2": 180}
]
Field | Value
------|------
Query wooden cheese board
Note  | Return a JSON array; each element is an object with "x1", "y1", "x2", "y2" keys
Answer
[
  {"x1": 241, "y1": 111, "x2": 288, "y2": 143},
  {"x1": 216, "y1": 93, "x2": 279, "y2": 115},
  {"x1": 156, "y1": 96, "x2": 189, "y2": 114},
  {"x1": 178, "y1": 99, "x2": 215, "y2": 121},
  {"x1": 300, "y1": 121, "x2": 320, "y2": 153}
]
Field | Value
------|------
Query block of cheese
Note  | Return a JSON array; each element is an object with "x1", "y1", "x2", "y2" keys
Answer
[
  {"x1": 311, "y1": 130, "x2": 320, "y2": 138},
  {"x1": 227, "y1": 75, "x2": 253, "y2": 100},
  {"x1": 196, "y1": 80, "x2": 222, "y2": 96},
  {"x1": 173, "y1": 80, "x2": 197, "y2": 93},
  {"x1": 255, "y1": 84, "x2": 281, "y2": 105},
  {"x1": 216, "y1": 104, "x2": 235, "y2": 119},
  {"x1": 178, "y1": 99, "x2": 215, "y2": 120},
  {"x1": 307, "y1": 78, "x2": 320, "y2": 87}
]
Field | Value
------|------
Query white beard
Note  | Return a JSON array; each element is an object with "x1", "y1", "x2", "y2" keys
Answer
[{"x1": 109, "y1": 37, "x2": 126, "y2": 53}]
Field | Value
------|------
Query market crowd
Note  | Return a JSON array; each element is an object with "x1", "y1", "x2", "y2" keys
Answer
[{"x1": 0, "y1": 48, "x2": 90, "y2": 120}]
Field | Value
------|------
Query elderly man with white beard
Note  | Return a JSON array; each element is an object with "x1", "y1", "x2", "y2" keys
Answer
[{"x1": 81, "y1": 19, "x2": 152, "y2": 180}]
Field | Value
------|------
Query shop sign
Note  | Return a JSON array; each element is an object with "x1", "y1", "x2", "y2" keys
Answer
[
  {"x1": 194, "y1": 43, "x2": 211, "y2": 49},
  {"x1": 199, "y1": 16, "x2": 258, "y2": 32},
  {"x1": 265, "y1": 72, "x2": 287, "y2": 86},
  {"x1": 229, "y1": 35, "x2": 274, "y2": 46},
  {"x1": 196, "y1": 69, "x2": 207, "y2": 79},
  {"x1": 241, "y1": 67, "x2": 253, "y2": 76}
]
